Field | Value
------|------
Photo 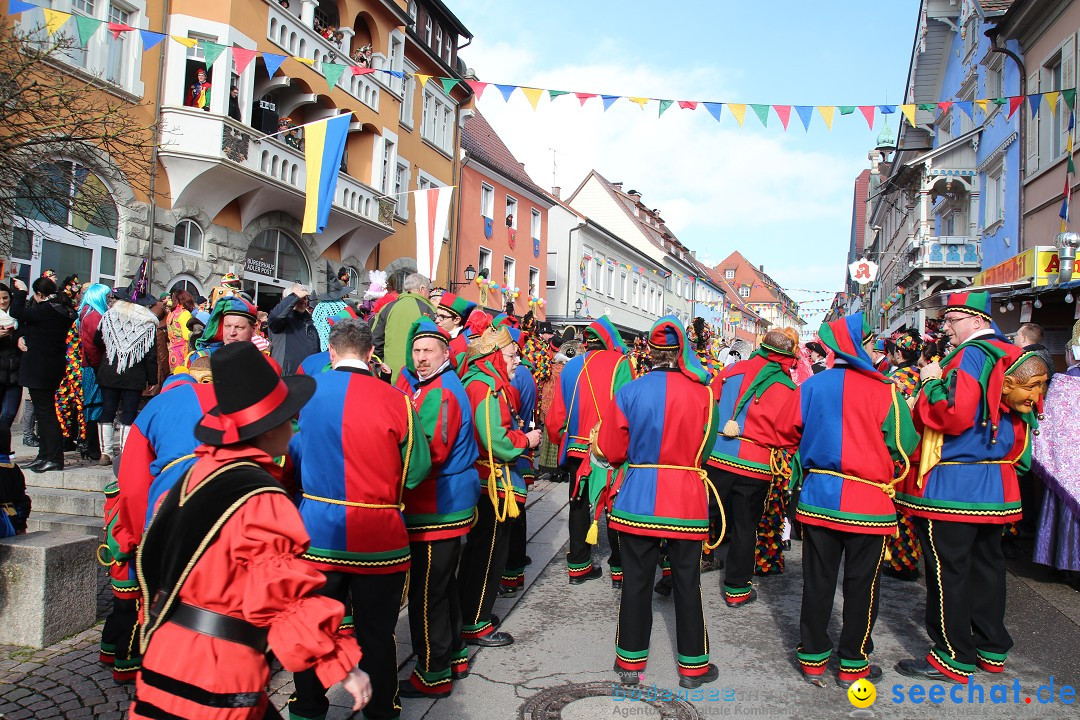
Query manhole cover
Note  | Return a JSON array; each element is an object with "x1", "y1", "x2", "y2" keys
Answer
[{"x1": 519, "y1": 681, "x2": 702, "y2": 720}]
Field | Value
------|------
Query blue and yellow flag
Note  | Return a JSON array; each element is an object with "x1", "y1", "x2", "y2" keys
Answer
[{"x1": 302, "y1": 114, "x2": 351, "y2": 234}]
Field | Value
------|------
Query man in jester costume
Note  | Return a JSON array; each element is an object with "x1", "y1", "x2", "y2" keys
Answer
[
  {"x1": 289, "y1": 319, "x2": 431, "y2": 720},
  {"x1": 895, "y1": 291, "x2": 1043, "y2": 685},
  {"x1": 883, "y1": 332, "x2": 923, "y2": 581},
  {"x1": 545, "y1": 316, "x2": 634, "y2": 586},
  {"x1": 296, "y1": 305, "x2": 359, "y2": 377},
  {"x1": 457, "y1": 325, "x2": 542, "y2": 647},
  {"x1": 394, "y1": 318, "x2": 480, "y2": 697},
  {"x1": 433, "y1": 291, "x2": 477, "y2": 369},
  {"x1": 707, "y1": 328, "x2": 798, "y2": 607},
  {"x1": 597, "y1": 316, "x2": 720, "y2": 688},
  {"x1": 499, "y1": 320, "x2": 538, "y2": 595},
  {"x1": 766, "y1": 313, "x2": 919, "y2": 689}
]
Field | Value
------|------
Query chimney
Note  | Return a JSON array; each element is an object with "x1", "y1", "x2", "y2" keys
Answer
[
  {"x1": 759, "y1": 264, "x2": 764, "y2": 272},
  {"x1": 552, "y1": 186, "x2": 561, "y2": 199}
]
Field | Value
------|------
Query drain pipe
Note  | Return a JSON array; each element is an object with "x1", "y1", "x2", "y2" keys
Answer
[{"x1": 986, "y1": 25, "x2": 1026, "y2": 252}]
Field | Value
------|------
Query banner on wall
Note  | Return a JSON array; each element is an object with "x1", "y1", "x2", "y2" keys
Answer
[{"x1": 415, "y1": 186, "x2": 454, "y2": 281}]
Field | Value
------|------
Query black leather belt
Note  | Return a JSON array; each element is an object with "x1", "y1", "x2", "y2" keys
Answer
[{"x1": 167, "y1": 603, "x2": 269, "y2": 653}]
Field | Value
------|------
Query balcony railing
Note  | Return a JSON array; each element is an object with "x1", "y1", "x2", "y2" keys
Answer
[
  {"x1": 266, "y1": 4, "x2": 380, "y2": 112},
  {"x1": 913, "y1": 236, "x2": 981, "y2": 269}
]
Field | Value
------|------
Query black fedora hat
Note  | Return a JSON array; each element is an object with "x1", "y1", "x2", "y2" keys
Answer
[{"x1": 194, "y1": 342, "x2": 315, "y2": 445}]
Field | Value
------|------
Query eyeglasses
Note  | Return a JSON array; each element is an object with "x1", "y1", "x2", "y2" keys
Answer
[
  {"x1": 941, "y1": 315, "x2": 972, "y2": 327},
  {"x1": 435, "y1": 312, "x2": 454, "y2": 321}
]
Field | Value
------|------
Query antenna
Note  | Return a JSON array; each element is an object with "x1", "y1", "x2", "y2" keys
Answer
[{"x1": 548, "y1": 147, "x2": 561, "y2": 189}]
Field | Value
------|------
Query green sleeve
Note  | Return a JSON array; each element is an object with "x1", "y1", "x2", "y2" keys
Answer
[
  {"x1": 416, "y1": 387, "x2": 443, "y2": 445},
  {"x1": 474, "y1": 392, "x2": 526, "y2": 463},
  {"x1": 1014, "y1": 427, "x2": 1033, "y2": 476},
  {"x1": 881, "y1": 388, "x2": 920, "y2": 471},
  {"x1": 402, "y1": 401, "x2": 432, "y2": 490},
  {"x1": 700, "y1": 397, "x2": 719, "y2": 462},
  {"x1": 613, "y1": 356, "x2": 635, "y2": 389}
]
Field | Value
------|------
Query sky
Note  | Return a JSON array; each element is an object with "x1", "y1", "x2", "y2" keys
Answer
[{"x1": 450, "y1": 0, "x2": 921, "y2": 327}]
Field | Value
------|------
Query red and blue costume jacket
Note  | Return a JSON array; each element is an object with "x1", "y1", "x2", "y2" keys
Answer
[
  {"x1": 449, "y1": 331, "x2": 470, "y2": 371},
  {"x1": 513, "y1": 360, "x2": 538, "y2": 484},
  {"x1": 707, "y1": 347, "x2": 796, "y2": 481},
  {"x1": 396, "y1": 362, "x2": 481, "y2": 541},
  {"x1": 296, "y1": 349, "x2": 331, "y2": 376},
  {"x1": 104, "y1": 373, "x2": 215, "y2": 597},
  {"x1": 767, "y1": 314, "x2": 919, "y2": 535},
  {"x1": 293, "y1": 363, "x2": 431, "y2": 574},
  {"x1": 545, "y1": 349, "x2": 633, "y2": 465},
  {"x1": 897, "y1": 330, "x2": 1026, "y2": 524}
]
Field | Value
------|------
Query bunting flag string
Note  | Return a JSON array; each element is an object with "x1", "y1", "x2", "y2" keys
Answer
[{"x1": 8, "y1": 3, "x2": 1078, "y2": 133}]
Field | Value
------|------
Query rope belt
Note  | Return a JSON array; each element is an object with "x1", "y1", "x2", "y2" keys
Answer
[
  {"x1": 935, "y1": 459, "x2": 1016, "y2": 466},
  {"x1": 301, "y1": 493, "x2": 403, "y2": 510},
  {"x1": 806, "y1": 468, "x2": 898, "y2": 498},
  {"x1": 627, "y1": 463, "x2": 726, "y2": 551},
  {"x1": 159, "y1": 453, "x2": 197, "y2": 475}
]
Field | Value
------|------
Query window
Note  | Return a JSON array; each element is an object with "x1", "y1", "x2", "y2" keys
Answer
[
  {"x1": 675, "y1": 276, "x2": 682, "y2": 297},
  {"x1": 937, "y1": 108, "x2": 952, "y2": 144},
  {"x1": 106, "y1": 4, "x2": 130, "y2": 85},
  {"x1": 245, "y1": 229, "x2": 310, "y2": 285},
  {"x1": 546, "y1": 251, "x2": 558, "y2": 288},
  {"x1": 648, "y1": 284, "x2": 656, "y2": 315},
  {"x1": 531, "y1": 209, "x2": 541, "y2": 239},
  {"x1": 173, "y1": 219, "x2": 203, "y2": 254},
  {"x1": 984, "y1": 163, "x2": 1004, "y2": 227},
  {"x1": 408, "y1": 1, "x2": 417, "y2": 23},
  {"x1": 607, "y1": 266, "x2": 615, "y2": 298},
  {"x1": 739, "y1": 286, "x2": 750, "y2": 298},
  {"x1": 421, "y1": 85, "x2": 455, "y2": 154},
  {"x1": 1043, "y1": 54, "x2": 1065, "y2": 161},
  {"x1": 73, "y1": 0, "x2": 96, "y2": 12},
  {"x1": 528, "y1": 267, "x2": 540, "y2": 297},
  {"x1": 393, "y1": 160, "x2": 409, "y2": 219},
  {"x1": 505, "y1": 196, "x2": 517, "y2": 228},
  {"x1": 481, "y1": 183, "x2": 494, "y2": 217},
  {"x1": 583, "y1": 247, "x2": 594, "y2": 288},
  {"x1": 478, "y1": 246, "x2": 492, "y2": 277},
  {"x1": 632, "y1": 277, "x2": 640, "y2": 307},
  {"x1": 389, "y1": 35, "x2": 405, "y2": 96},
  {"x1": 985, "y1": 57, "x2": 1003, "y2": 106},
  {"x1": 400, "y1": 61, "x2": 417, "y2": 127},
  {"x1": 503, "y1": 256, "x2": 515, "y2": 288},
  {"x1": 963, "y1": 13, "x2": 978, "y2": 59},
  {"x1": 435, "y1": 27, "x2": 443, "y2": 59},
  {"x1": 380, "y1": 137, "x2": 395, "y2": 194},
  {"x1": 424, "y1": 16, "x2": 432, "y2": 45},
  {"x1": 418, "y1": 174, "x2": 432, "y2": 191},
  {"x1": 724, "y1": 269, "x2": 735, "y2": 280},
  {"x1": 621, "y1": 271, "x2": 628, "y2": 303},
  {"x1": 168, "y1": 276, "x2": 204, "y2": 297}
]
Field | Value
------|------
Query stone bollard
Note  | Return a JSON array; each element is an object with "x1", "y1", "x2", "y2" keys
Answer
[{"x1": 0, "y1": 531, "x2": 100, "y2": 648}]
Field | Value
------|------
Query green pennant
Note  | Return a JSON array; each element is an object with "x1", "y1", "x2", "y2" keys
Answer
[
  {"x1": 992, "y1": 97, "x2": 1008, "y2": 106},
  {"x1": 658, "y1": 99, "x2": 673, "y2": 117},
  {"x1": 838, "y1": 105, "x2": 855, "y2": 115},
  {"x1": 916, "y1": 103, "x2": 935, "y2": 111},
  {"x1": 440, "y1": 77, "x2": 460, "y2": 95},
  {"x1": 323, "y1": 62, "x2": 346, "y2": 91},
  {"x1": 200, "y1": 41, "x2": 226, "y2": 68},
  {"x1": 548, "y1": 89, "x2": 570, "y2": 99},
  {"x1": 750, "y1": 103, "x2": 769, "y2": 126},
  {"x1": 1064, "y1": 88, "x2": 1076, "y2": 110},
  {"x1": 74, "y1": 15, "x2": 103, "y2": 47}
]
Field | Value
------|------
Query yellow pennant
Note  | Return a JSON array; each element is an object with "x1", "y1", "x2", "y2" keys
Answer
[
  {"x1": 521, "y1": 87, "x2": 544, "y2": 110},
  {"x1": 171, "y1": 35, "x2": 198, "y2": 48},
  {"x1": 294, "y1": 57, "x2": 315, "y2": 66},
  {"x1": 42, "y1": 9, "x2": 72, "y2": 36},
  {"x1": 817, "y1": 105, "x2": 835, "y2": 130},
  {"x1": 628, "y1": 96, "x2": 650, "y2": 110},
  {"x1": 975, "y1": 99, "x2": 989, "y2": 114},
  {"x1": 900, "y1": 104, "x2": 917, "y2": 127},
  {"x1": 414, "y1": 73, "x2": 431, "y2": 88},
  {"x1": 728, "y1": 103, "x2": 747, "y2": 126},
  {"x1": 1045, "y1": 91, "x2": 1061, "y2": 116}
]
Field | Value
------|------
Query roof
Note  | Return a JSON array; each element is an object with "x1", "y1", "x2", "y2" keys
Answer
[
  {"x1": 461, "y1": 111, "x2": 548, "y2": 200},
  {"x1": 423, "y1": 0, "x2": 473, "y2": 38},
  {"x1": 978, "y1": 0, "x2": 1015, "y2": 14}
]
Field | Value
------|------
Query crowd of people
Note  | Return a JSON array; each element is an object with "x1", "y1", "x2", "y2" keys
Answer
[{"x1": 3, "y1": 263, "x2": 1080, "y2": 716}]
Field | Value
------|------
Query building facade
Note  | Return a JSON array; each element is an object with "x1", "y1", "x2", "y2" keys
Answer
[{"x1": 714, "y1": 251, "x2": 802, "y2": 335}]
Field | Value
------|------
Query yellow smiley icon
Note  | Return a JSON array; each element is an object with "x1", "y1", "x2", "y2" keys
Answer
[{"x1": 847, "y1": 678, "x2": 876, "y2": 708}]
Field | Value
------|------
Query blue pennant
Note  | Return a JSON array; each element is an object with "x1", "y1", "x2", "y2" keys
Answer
[
  {"x1": 484, "y1": 216, "x2": 493, "y2": 239},
  {"x1": 954, "y1": 101, "x2": 973, "y2": 119},
  {"x1": 878, "y1": 105, "x2": 896, "y2": 114},
  {"x1": 703, "y1": 102, "x2": 723, "y2": 122},
  {"x1": 795, "y1": 105, "x2": 814, "y2": 130},
  {"x1": 602, "y1": 95, "x2": 619, "y2": 111},
  {"x1": 140, "y1": 30, "x2": 165, "y2": 51},
  {"x1": 7, "y1": 0, "x2": 35, "y2": 14},
  {"x1": 263, "y1": 53, "x2": 287, "y2": 78},
  {"x1": 496, "y1": 84, "x2": 517, "y2": 101},
  {"x1": 533, "y1": 237, "x2": 540, "y2": 258}
]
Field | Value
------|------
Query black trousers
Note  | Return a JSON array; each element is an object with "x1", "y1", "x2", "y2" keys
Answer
[
  {"x1": 100, "y1": 596, "x2": 140, "y2": 679},
  {"x1": 29, "y1": 387, "x2": 63, "y2": 465},
  {"x1": 566, "y1": 456, "x2": 593, "y2": 571},
  {"x1": 290, "y1": 570, "x2": 405, "y2": 720},
  {"x1": 407, "y1": 537, "x2": 463, "y2": 686},
  {"x1": 708, "y1": 467, "x2": 771, "y2": 594},
  {"x1": 799, "y1": 525, "x2": 885, "y2": 675},
  {"x1": 616, "y1": 534, "x2": 708, "y2": 676},
  {"x1": 913, "y1": 518, "x2": 1012, "y2": 676},
  {"x1": 503, "y1": 507, "x2": 527, "y2": 585},
  {"x1": 458, "y1": 498, "x2": 510, "y2": 636}
]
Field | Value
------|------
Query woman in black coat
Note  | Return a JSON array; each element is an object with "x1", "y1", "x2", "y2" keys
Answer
[
  {"x1": 19, "y1": 277, "x2": 77, "y2": 472},
  {"x1": 0, "y1": 281, "x2": 28, "y2": 429}
]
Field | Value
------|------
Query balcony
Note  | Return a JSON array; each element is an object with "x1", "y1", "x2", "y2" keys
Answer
[
  {"x1": 157, "y1": 108, "x2": 393, "y2": 261},
  {"x1": 911, "y1": 236, "x2": 981, "y2": 270},
  {"x1": 266, "y1": 4, "x2": 380, "y2": 112}
]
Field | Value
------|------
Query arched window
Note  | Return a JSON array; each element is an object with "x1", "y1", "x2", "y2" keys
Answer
[
  {"x1": 173, "y1": 219, "x2": 203, "y2": 254},
  {"x1": 243, "y1": 229, "x2": 311, "y2": 311},
  {"x1": 167, "y1": 275, "x2": 204, "y2": 298}
]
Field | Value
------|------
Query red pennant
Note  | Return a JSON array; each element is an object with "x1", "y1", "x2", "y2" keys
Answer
[
  {"x1": 108, "y1": 23, "x2": 133, "y2": 40},
  {"x1": 575, "y1": 92, "x2": 597, "y2": 106},
  {"x1": 351, "y1": 66, "x2": 375, "y2": 75},
  {"x1": 1007, "y1": 96, "x2": 1024, "y2": 119},
  {"x1": 773, "y1": 105, "x2": 791, "y2": 130},
  {"x1": 677, "y1": 100, "x2": 698, "y2": 110},
  {"x1": 232, "y1": 47, "x2": 258, "y2": 74},
  {"x1": 937, "y1": 101, "x2": 953, "y2": 114},
  {"x1": 858, "y1": 105, "x2": 875, "y2": 129},
  {"x1": 465, "y1": 80, "x2": 487, "y2": 98}
]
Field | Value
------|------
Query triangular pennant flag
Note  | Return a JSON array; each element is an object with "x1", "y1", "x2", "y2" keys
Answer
[
  {"x1": 658, "y1": 99, "x2": 673, "y2": 116},
  {"x1": 601, "y1": 95, "x2": 619, "y2": 111},
  {"x1": 549, "y1": 90, "x2": 570, "y2": 100},
  {"x1": 42, "y1": 9, "x2": 71, "y2": 36},
  {"x1": 74, "y1": 15, "x2": 103, "y2": 47},
  {"x1": 465, "y1": 80, "x2": 487, "y2": 98},
  {"x1": 140, "y1": 30, "x2": 165, "y2": 51},
  {"x1": 816, "y1": 105, "x2": 835, "y2": 130},
  {"x1": 575, "y1": 92, "x2": 596, "y2": 106},
  {"x1": 858, "y1": 105, "x2": 875, "y2": 128},
  {"x1": 677, "y1": 100, "x2": 698, "y2": 110},
  {"x1": 991, "y1": 97, "x2": 1008, "y2": 105},
  {"x1": 773, "y1": 105, "x2": 791, "y2": 130},
  {"x1": 750, "y1": 104, "x2": 770, "y2": 127},
  {"x1": 351, "y1": 66, "x2": 375, "y2": 75},
  {"x1": 937, "y1": 101, "x2": 953, "y2": 114},
  {"x1": 7, "y1": 0, "x2": 35, "y2": 14},
  {"x1": 440, "y1": 78, "x2": 460, "y2": 95},
  {"x1": 900, "y1": 104, "x2": 917, "y2": 126},
  {"x1": 1007, "y1": 96, "x2": 1024, "y2": 119},
  {"x1": 200, "y1": 41, "x2": 226, "y2": 68},
  {"x1": 917, "y1": 103, "x2": 936, "y2": 111},
  {"x1": 1044, "y1": 90, "x2": 1060, "y2": 115},
  {"x1": 838, "y1": 105, "x2": 855, "y2": 115},
  {"x1": 414, "y1": 73, "x2": 432, "y2": 88},
  {"x1": 728, "y1": 103, "x2": 747, "y2": 126},
  {"x1": 521, "y1": 87, "x2": 544, "y2": 110},
  {"x1": 955, "y1": 100, "x2": 973, "y2": 120},
  {"x1": 794, "y1": 105, "x2": 813, "y2": 130},
  {"x1": 878, "y1": 105, "x2": 896, "y2": 114},
  {"x1": 323, "y1": 63, "x2": 346, "y2": 91},
  {"x1": 1027, "y1": 93, "x2": 1042, "y2": 118},
  {"x1": 975, "y1": 99, "x2": 990, "y2": 114},
  {"x1": 231, "y1": 47, "x2": 258, "y2": 74},
  {"x1": 496, "y1": 84, "x2": 517, "y2": 101},
  {"x1": 703, "y1": 102, "x2": 723, "y2": 123},
  {"x1": 628, "y1": 96, "x2": 650, "y2": 110},
  {"x1": 108, "y1": 23, "x2": 133, "y2": 40},
  {"x1": 384, "y1": 70, "x2": 404, "y2": 79},
  {"x1": 294, "y1": 57, "x2": 315, "y2": 66},
  {"x1": 1064, "y1": 88, "x2": 1076, "y2": 109},
  {"x1": 263, "y1": 53, "x2": 287, "y2": 77},
  {"x1": 171, "y1": 35, "x2": 198, "y2": 49}
]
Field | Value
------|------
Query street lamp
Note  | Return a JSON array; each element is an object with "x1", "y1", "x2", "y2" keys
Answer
[
  {"x1": 449, "y1": 264, "x2": 477, "y2": 290},
  {"x1": 573, "y1": 298, "x2": 583, "y2": 317}
]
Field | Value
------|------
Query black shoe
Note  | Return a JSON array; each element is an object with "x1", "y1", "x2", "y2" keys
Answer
[
  {"x1": 31, "y1": 461, "x2": 63, "y2": 473},
  {"x1": 782, "y1": 540, "x2": 792, "y2": 551},
  {"x1": 569, "y1": 566, "x2": 603, "y2": 585},
  {"x1": 490, "y1": 614, "x2": 500, "y2": 628},
  {"x1": 679, "y1": 663, "x2": 719, "y2": 689},
  {"x1": 700, "y1": 556, "x2": 722, "y2": 573},
  {"x1": 398, "y1": 678, "x2": 448, "y2": 699},
  {"x1": 895, "y1": 658, "x2": 961, "y2": 684},
  {"x1": 465, "y1": 631, "x2": 513, "y2": 647},
  {"x1": 612, "y1": 579, "x2": 623, "y2": 589},
  {"x1": 23, "y1": 458, "x2": 46, "y2": 471},
  {"x1": 498, "y1": 584, "x2": 518, "y2": 597},
  {"x1": 451, "y1": 668, "x2": 469, "y2": 680},
  {"x1": 23, "y1": 436, "x2": 39, "y2": 448},
  {"x1": 724, "y1": 588, "x2": 758, "y2": 608},
  {"x1": 836, "y1": 664, "x2": 882, "y2": 689},
  {"x1": 800, "y1": 669, "x2": 828, "y2": 688},
  {"x1": 653, "y1": 577, "x2": 672, "y2": 597},
  {"x1": 613, "y1": 662, "x2": 640, "y2": 686},
  {"x1": 524, "y1": 555, "x2": 533, "y2": 566}
]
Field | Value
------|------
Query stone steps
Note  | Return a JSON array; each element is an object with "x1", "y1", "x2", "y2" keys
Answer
[
  {"x1": 25, "y1": 486, "x2": 106, "y2": 519},
  {"x1": 26, "y1": 512, "x2": 103, "y2": 537},
  {"x1": 14, "y1": 436, "x2": 112, "y2": 529}
]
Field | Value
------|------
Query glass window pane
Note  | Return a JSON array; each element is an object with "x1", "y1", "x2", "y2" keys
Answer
[
  {"x1": 100, "y1": 246, "x2": 116, "y2": 278},
  {"x1": 16, "y1": 162, "x2": 70, "y2": 225},
  {"x1": 41, "y1": 240, "x2": 93, "y2": 284},
  {"x1": 71, "y1": 171, "x2": 118, "y2": 238},
  {"x1": 12, "y1": 228, "x2": 33, "y2": 260}
]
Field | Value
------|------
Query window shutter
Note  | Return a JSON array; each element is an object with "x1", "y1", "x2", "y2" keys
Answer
[
  {"x1": 1062, "y1": 36, "x2": 1076, "y2": 151},
  {"x1": 1027, "y1": 70, "x2": 1040, "y2": 175}
]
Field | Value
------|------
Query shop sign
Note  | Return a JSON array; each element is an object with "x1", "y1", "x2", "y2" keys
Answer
[{"x1": 972, "y1": 246, "x2": 1059, "y2": 288}]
